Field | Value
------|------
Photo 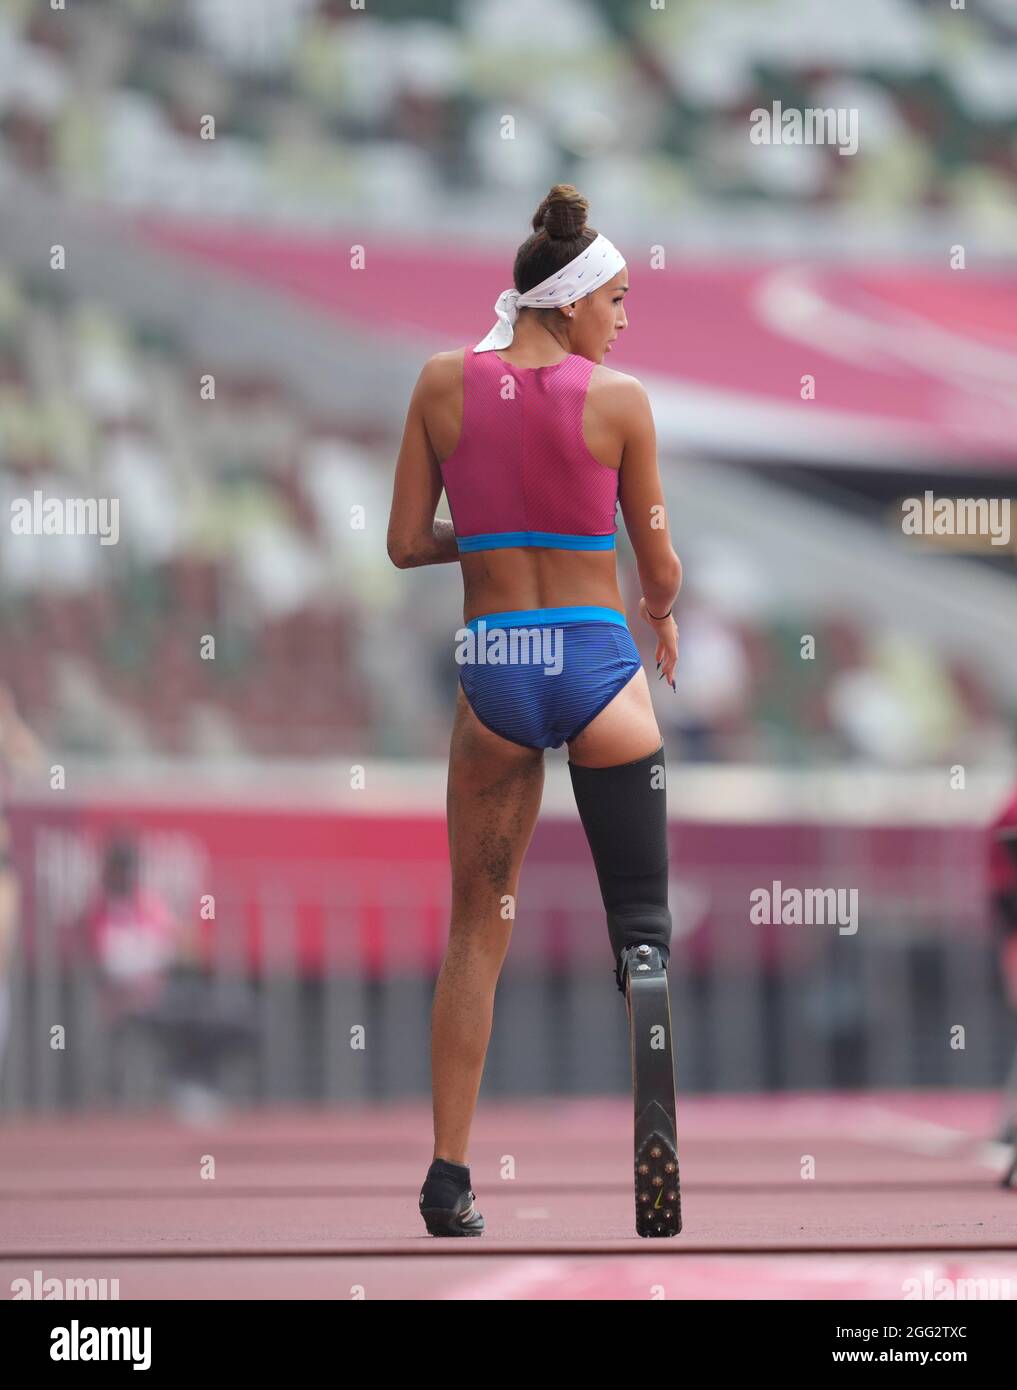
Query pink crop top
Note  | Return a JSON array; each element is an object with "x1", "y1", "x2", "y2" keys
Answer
[{"x1": 438, "y1": 348, "x2": 620, "y2": 553}]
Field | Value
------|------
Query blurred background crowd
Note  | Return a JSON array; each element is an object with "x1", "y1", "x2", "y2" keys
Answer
[{"x1": 2, "y1": 0, "x2": 1016, "y2": 229}]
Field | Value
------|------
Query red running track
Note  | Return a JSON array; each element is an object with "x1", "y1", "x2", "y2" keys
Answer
[{"x1": 1, "y1": 1091, "x2": 1015, "y2": 1300}]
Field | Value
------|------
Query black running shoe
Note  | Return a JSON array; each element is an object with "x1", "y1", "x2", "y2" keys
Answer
[{"x1": 419, "y1": 1158, "x2": 485, "y2": 1237}]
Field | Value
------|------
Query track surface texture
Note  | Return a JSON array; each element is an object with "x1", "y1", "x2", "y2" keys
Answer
[{"x1": 3, "y1": 1092, "x2": 1016, "y2": 1299}]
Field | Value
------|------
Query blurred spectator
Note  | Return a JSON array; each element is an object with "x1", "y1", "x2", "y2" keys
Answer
[
  {"x1": 82, "y1": 832, "x2": 257, "y2": 1123},
  {"x1": 826, "y1": 630, "x2": 964, "y2": 766},
  {"x1": 84, "y1": 834, "x2": 183, "y2": 1024}
]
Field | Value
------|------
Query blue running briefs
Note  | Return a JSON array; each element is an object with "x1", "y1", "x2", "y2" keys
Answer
[{"x1": 457, "y1": 605, "x2": 642, "y2": 750}]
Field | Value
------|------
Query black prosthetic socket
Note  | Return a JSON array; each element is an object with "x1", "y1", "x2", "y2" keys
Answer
[
  {"x1": 420, "y1": 1158, "x2": 471, "y2": 1210},
  {"x1": 568, "y1": 744, "x2": 672, "y2": 993}
]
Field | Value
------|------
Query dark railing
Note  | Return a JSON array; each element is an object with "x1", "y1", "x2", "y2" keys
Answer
[{"x1": 2, "y1": 828, "x2": 1013, "y2": 1113}]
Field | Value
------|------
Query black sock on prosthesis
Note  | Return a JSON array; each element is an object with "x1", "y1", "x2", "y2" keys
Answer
[{"x1": 568, "y1": 744, "x2": 672, "y2": 993}]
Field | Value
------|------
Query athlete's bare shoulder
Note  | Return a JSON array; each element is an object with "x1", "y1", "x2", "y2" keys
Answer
[
  {"x1": 415, "y1": 348, "x2": 467, "y2": 399},
  {"x1": 589, "y1": 362, "x2": 645, "y2": 391},
  {"x1": 588, "y1": 363, "x2": 650, "y2": 420},
  {"x1": 424, "y1": 348, "x2": 468, "y2": 371}
]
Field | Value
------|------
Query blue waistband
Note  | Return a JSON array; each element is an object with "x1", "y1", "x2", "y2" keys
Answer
[
  {"x1": 457, "y1": 531, "x2": 616, "y2": 552},
  {"x1": 466, "y1": 606, "x2": 628, "y2": 632}
]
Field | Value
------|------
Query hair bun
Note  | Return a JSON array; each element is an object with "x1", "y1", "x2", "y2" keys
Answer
[{"x1": 532, "y1": 184, "x2": 589, "y2": 241}]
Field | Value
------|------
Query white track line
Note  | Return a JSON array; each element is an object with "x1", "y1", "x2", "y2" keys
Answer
[
  {"x1": 442, "y1": 1257, "x2": 573, "y2": 1301},
  {"x1": 854, "y1": 1104, "x2": 1011, "y2": 1173}
]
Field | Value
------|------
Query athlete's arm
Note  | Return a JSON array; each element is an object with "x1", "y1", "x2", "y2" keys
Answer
[
  {"x1": 616, "y1": 377, "x2": 681, "y2": 612},
  {"x1": 387, "y1": 357, "x2": 460, "y2": 569},
  {"x1": 615, "y1": 375, "x2": 681, "y2": 685}
]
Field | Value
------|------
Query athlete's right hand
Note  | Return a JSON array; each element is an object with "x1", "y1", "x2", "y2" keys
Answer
[{"x1": 638, "y1": 598, "x2": 678, "y2": 691}]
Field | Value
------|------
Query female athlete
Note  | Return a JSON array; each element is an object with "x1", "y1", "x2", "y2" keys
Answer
[{"x1": 387, "y1": 184, "x2": 682, "y2": 1236}]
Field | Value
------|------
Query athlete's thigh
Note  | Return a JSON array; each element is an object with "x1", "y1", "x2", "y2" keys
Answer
[
  {"x1": 447, "y1": 685, "x2": 545, "y2": 912},
  {"x1": 567, "y1": 666, "x2": 662, "y2": 769}
]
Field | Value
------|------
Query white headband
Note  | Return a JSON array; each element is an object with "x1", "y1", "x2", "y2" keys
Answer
[{"x1": 473, "y1": 231, "x2": 626, "y2": 353}]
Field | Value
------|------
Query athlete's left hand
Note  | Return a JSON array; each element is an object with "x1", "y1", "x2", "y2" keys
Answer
[{"x1": 639, "y1": 598, "x2": 678, "y2": 691}]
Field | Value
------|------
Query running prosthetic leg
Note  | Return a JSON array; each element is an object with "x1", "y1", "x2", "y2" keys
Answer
[
  {"x1": 568, "y1": 745, "x2": 672, "y2": 994},
  {"x1": 419, "y1": 1158, "x2": 484, "y2": 1237},
  {"x1": 568, "y1": 745, "x2": 680, "y2": 1235},
  {"x1": 623, "y1": 943, "x2": 681, "y2": 1236}
]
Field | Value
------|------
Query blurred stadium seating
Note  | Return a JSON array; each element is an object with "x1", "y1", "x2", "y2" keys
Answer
[{"x1": 2, "y1": 0, "x2": 1015, "y2": 231}]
